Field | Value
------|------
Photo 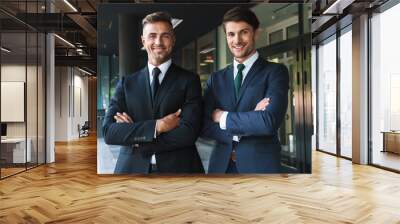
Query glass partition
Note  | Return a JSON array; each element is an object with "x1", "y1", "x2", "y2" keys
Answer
[
  {"x1": 371, "y1": 3, "x2": 400, "y2": 171},
  {"x1": 339, "y1": 26, "x2": 352, "y2": 158},
  {"x1": 1, "y1": 30, "x2": 28, "y2": 177},
  {"x1": 197, "y1": 30, "x2": 217, "y2": 90},
  {"x1": 317, "y1": 35, "x2": 337, "y2": 155},
  {"x1": 0, "y1": 1, "x2": 46, "y2": 179},
  {"x1": 27, "y1": 30, "x2": 38, "y2": 169}
]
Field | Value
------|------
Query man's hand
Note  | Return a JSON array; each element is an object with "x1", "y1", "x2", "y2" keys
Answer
[
  {"x1": 114, "y1": 112, "x2": 133, "y2": 123},
  {"x1": 156, "y1": 109, "x2": 181, "y2": 135},
  {"x1": 254, "y1": 98, "x2": 270, "y2": 111},
  {"x1": 212, "y1": 109, "x2": 224, "y2": 123}
]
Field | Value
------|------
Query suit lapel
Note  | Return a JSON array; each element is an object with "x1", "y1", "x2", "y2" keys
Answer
[
  {"x1": 138, "y1": 67, "x2": 153, "y2": 114},
  {"x1": 153, "y1": 64, "x2": 177, "y2": 115},
  {"x1": 223, "y1": 64, "x2": 237, "y2": 110},
  {"x1": 236, "y1": 57, "x2": 264, "y2": 105}
]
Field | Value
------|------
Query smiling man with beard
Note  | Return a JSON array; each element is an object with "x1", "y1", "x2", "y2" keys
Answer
[
  {"x1": 103, "y1": 11, "x2": 204, "y2": 174},
  {"x1": 202, "y1": 7, "x2": 289, "y2": 173}
]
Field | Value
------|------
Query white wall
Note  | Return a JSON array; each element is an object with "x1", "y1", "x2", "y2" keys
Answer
[
  {"x1": 54, "y1": 67, "x2": 89, "y2": 141},
  {"x1": 54, "y1": 66, "x2": 68, "y2": 141},
  {"x1": 1, "y1": 64, "x2": 36, "y2": 138}
]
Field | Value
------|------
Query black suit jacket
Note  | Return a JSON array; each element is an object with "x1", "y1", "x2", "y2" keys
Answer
[{"x1": 103, "y1": 63, "x2": 204, "y2": 173}]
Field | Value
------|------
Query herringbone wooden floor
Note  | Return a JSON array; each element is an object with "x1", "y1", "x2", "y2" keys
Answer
[{"x1": 1, "y1": 135, "x2": 400, "y2": 224}]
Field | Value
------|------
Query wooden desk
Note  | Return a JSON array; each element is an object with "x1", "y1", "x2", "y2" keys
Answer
[{"x1": 382, "y1": 131, "x2": 400, "y2": 154}]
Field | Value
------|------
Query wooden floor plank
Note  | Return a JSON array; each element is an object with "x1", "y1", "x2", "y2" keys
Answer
[{"x1": 1, "y1": 135, "x2": 400, "y2": 223}]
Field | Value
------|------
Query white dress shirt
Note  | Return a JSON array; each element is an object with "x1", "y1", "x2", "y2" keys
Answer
[
  {"x1": 148, "y1": 59, "x2": 171, "y2": 86},
  {"x1": 219, "y1": 51, "x2": 259, "y2": 142},
  {"x1": 147, "y1": 59, "x2": 172, "y2": 164}
]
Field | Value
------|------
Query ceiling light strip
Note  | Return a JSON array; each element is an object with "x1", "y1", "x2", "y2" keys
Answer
[
  {"x1": 54, "y1": 34, "x2": 75, "y2": 48},
  {"x1": 63, "y1": 0, "x2": 78, "y2": 12},
  {"x1": 1, "y1": 47, "x2": 11, "y2": 53},
  {"x1": 78, "y1": 67, "x2": 93, "y2": 76}
]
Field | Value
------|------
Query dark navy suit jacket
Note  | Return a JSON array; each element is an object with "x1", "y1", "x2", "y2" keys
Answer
[
  {"x1": 103, "y1": 64, "x2": 204, "y2": 174},
  {"x1": 202, "y1": 57, "x2": 289, "y2": 173}
]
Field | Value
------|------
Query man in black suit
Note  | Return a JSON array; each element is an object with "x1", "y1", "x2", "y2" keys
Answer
[{"x1": 103, "y1": 11, "x2": 204, "y2": 174}]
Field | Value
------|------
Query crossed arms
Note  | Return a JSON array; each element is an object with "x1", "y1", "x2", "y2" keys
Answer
[
  {"x1": 102, "y1": 75, "x2": 202, "y2": 154},
  {"x1": 202, "y1": 65, "x2": 289, "y2": 143}
]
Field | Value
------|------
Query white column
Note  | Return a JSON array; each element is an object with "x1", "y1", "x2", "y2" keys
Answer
[
  {"x1": 45, "y1": 1, "x2": 56, "y2": 163},
  {"x1": 46, "y1": 32, "x2": 55, "y2": 163},
  {"x1": 352, "y1": 14, "x2": 369, "y2": 164}
]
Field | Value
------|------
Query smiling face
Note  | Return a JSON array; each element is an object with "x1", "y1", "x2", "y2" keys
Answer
[
  {"x1": 141, "y1": 21, "x2": 175, "y2": 66},
  {"x1": 225, "y1": 21, "x2": 258, "y2": 63}
]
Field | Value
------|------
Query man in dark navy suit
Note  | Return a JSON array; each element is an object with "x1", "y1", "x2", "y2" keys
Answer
[
  {"x1": 202, "y1": 7, "x2": 289, "y2": 173},
  {"x1": 103, "y1": 11, "x2": 204, "y2": 174}
]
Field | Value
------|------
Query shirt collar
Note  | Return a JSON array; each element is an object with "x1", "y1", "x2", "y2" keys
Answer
[
  {"x1": 233, "y1": 51, "x2": 259, "y2": 72},
  {"x1": 148, "y1": 59, "x2": 172, "y2": 77}
]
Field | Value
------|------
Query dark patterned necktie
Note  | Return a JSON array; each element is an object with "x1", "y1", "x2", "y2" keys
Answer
[
  {"x1": 234, "y1": 63, "x2": 245, "y2": 98},
  {"x1": 151, "y1": 67, "x2": 161, "y2": 101}
]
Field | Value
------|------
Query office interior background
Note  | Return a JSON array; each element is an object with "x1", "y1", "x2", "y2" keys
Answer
[{"x1": 0, "y1": 0, "x2": 400, "y2": 223}]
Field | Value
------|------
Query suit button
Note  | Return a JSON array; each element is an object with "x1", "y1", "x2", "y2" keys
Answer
[{"x1": 231, "y1": 150, "x2": 237, "y2": 162}]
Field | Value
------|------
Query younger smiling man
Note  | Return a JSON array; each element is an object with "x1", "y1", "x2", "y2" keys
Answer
[{"x1": 202, "y1": 7, "x2": 289, "y2": 173}]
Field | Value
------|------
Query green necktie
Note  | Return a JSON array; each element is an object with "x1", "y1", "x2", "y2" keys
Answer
[{"x1": 234, "y1": 63, "x2": 245, "y2": 98}]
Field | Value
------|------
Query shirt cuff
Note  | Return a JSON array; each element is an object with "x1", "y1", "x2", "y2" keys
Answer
[
  {"x1": 219, "y1": 111, "x2": 228, "y2": 130},
  {"x1": 154, "y1": 120, "x2": 158, "y2": 138}
]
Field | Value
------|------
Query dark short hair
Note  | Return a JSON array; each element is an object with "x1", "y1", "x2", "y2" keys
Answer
[
  {"x1": 222, "y1": 7, "x2": 260, "y2": 32},
  {"x1": 142, "y1": 11, "x2": 173, "y2": 31}
]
